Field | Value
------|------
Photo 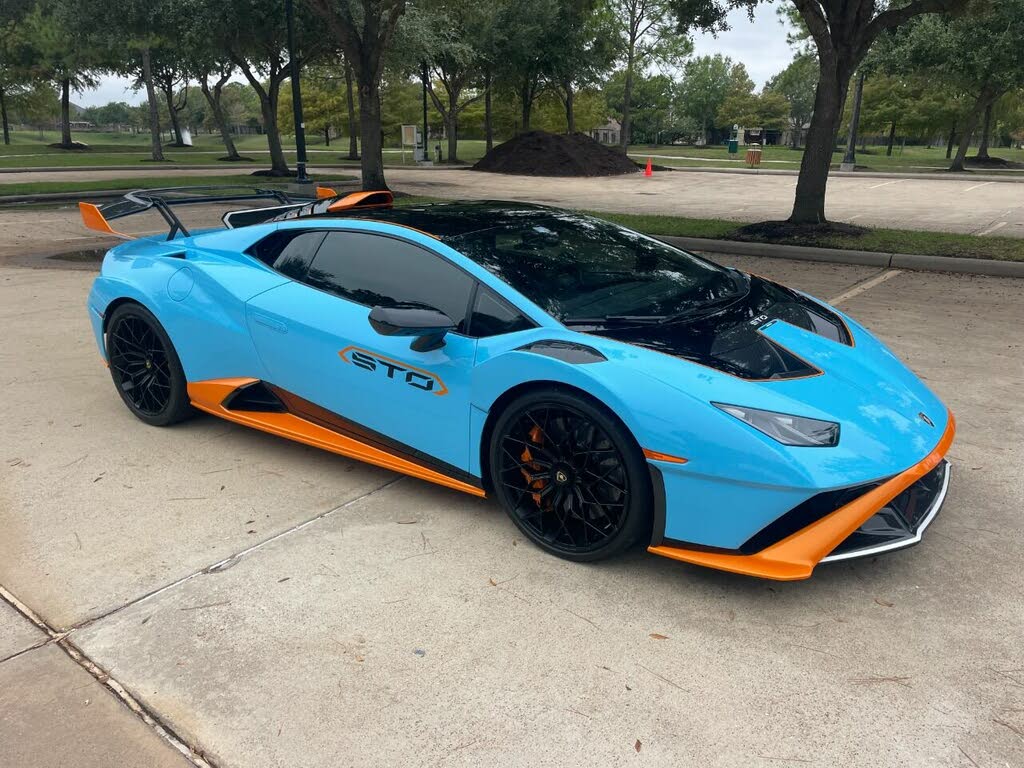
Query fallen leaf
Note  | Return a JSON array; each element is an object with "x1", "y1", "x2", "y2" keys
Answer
[
  {"x1": 278, "y1": 577, "x2": 290, "y2": 583},
  {"x1": 874, "y1": 597, "x2": 894, "y2": 608},
  {"x1": 397, "y1": 519, "x2": 418, "y2": 524},
  {"x1": 625, "y1": 684, "x2": 632, "y2": 691},
  {"x1": 488, "y1": 578, "x2": 497, "y2": 586},
  {"x1": 634, "y1": 739, "x2": 642, "y2": 753},
  {"x1": 649, "y1": 633, "x2": 669, "y2": 640}
]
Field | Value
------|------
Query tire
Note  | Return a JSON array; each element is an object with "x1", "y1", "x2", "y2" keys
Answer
[
  {"x1": 488, "y1": 388, "x2": 652, "y2": 562},
  {"x1": 104, "y1": 302, "x2": 193, "y2": 427}
]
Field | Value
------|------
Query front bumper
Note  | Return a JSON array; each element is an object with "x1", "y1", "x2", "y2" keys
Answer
[{"x1": 648, "y1": 411, "x2": 956, "y2": 580}]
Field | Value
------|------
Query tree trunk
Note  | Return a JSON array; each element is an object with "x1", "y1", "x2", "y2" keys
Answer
[
  {"x1": 789, "y1": 61, "x2": 850, "y2": 224},
  {"x1": 446, "y1": 92, "x2": 458, "y2": 163},
  {"x1": 619, "y1": 59, "x2": 634, "y2": 152},
  {"x1": 325, "y1": 127, "x2": 330, "y2": 146},
  {"x1": 950, "y1": 96, "x2": 991, "y2": 172},
  {"x1": 344, "y1": 60, "x2": 359, "y2": 159},
  {"x1": 520, "y1": 77, "x2": 532, "y2": 132},
  {"x1": 945, "y1": 121, "x2": 956, "y2": 159},
  {"x1": 484, "y1": 72, "x2": 493, "y2": 151},
  {"x1": 261, "y1": 89, "x2": 290, "y2": 174},
  {"x1": 358, "y1": 78, "x2": 387, "y2": 189},
  {"x1": 141, "y1": 49, "x2": 164, "y2": 162},
  {"x1": 885, "y1": 120, "x2": 897, "y2": 156},
  {"x1": 59, "y1": 78, "x2": 72, "y2": 147},
  {"x1": 0, "y1": 87, "x2": 9, "y2": 145},
  {"x1": 163, "y1": 83, "x2": 185, "y2": 146},
  {"x1": 200, "y1": 78, "x2": 241, "y2": 160},
  {"x1": 976, "y1": 103, "x2": 992, "y2": 159},
  {"x1": 564, "y1": 80, "x2": 575, "y2": 133},
  {"x1": 842, "y1": 72, "x2": 865, "y2": 167}
]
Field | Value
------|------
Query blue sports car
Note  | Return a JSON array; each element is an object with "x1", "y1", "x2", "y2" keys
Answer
[{"x1": 82, "y1": 187, "x2": 954, "y2": 580}]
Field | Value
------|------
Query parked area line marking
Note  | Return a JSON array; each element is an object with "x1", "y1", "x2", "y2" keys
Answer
[
  {"x1": 868, "y1": 179, "x2": 907, "y2": 189},
  {"x1": 976, "y1": 221, "x2": 1008, "y2": 236},
  {"x1": 964, "y1": 181, "x2": 993, "y2": 192},
  {"x1": 828, "y1": 269, "x2": 904, "y2": 306}
]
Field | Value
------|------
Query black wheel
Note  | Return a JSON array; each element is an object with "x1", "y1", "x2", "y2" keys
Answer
[
  {"x1": 105, "y1": 303, "x2": 193, "y2": 427},
  {"x1": 489, "y1": 389, "x2": 651, "y2": 562}
]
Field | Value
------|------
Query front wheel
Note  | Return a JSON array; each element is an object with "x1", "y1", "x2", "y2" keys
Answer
[
  {"x1": 105, "y1": 303, "x2": 193, "y2": 427},
  {"x1": 489, "y1": 389, "x2": 651, "y2": 562}
]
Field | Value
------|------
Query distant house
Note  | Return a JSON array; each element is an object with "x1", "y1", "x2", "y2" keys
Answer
[{"x1": 590, "y1": 118, "x2": 621, "y2": 145}]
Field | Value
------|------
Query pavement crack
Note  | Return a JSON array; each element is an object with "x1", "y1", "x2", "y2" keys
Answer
[
  {"x1": 0, "y1": 584, "x2": 217, "y2": 767},
  {"x1": 69, "y1": 477, "x2": 404, "y2": 633}
]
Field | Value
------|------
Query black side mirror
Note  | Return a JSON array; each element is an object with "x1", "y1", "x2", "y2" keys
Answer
[{"x1": 368, "y1": 305, "x2": 455, "y2": 352}]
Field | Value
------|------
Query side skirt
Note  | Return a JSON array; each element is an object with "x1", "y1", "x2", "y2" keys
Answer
[{"x1": 187, "y1": 377, "x2": 486, "y2": 498}]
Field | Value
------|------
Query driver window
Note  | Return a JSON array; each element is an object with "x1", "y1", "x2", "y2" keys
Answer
[{"x1": 305, "y1": 232, "x2": 474, "y2": 332}]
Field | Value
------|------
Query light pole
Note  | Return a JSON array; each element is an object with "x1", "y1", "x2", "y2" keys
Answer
[
  {"x1": 285, "y1": 0, "x2": 309, "y2": 182},
  {"x1": 841, "y1": 71, "x2": 865, "y2": 172},
  {"x1": 421, "y1": 61, "x2": 429, "y2": 163}
]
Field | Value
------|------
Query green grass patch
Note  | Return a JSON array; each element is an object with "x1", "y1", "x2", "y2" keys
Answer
[{"x1": 591, "y1": 210, "x2": 1024, "y2": 262}]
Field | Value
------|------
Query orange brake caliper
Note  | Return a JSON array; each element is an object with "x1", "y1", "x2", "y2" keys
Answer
[{"x1": 520, "y1": 424, "x2": 547, "y2": 507}]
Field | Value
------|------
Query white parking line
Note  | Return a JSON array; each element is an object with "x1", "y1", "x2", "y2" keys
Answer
[
  {"x1": 964, "y1": 181, "x2": 993, "y2": 192},
  {"x1": 976, "y1": 221, "x2": 1008, "y2": 236},
  {"x1": 828, "y1": 269, "x2": 903, "y2": 306},
  {"x1": 868, "y1": 179, "x2": 906, "y2": 189}
]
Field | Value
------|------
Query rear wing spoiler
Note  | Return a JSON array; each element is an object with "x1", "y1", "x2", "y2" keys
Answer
[{"x1": 77, "y1": 185, "x2": 387, "y2": 241}]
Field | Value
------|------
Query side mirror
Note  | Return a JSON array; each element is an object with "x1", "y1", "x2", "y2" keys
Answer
[{"x1": 368, "y1": 305, "x2": 455, "y2": 352}]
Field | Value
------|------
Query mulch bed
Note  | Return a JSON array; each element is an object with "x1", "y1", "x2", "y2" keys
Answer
[{"x1": 731, "y1": 220, "x2": 870, "y2": 244}]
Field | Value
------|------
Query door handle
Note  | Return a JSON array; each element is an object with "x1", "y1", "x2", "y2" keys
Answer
[{"x1": 251, "y1": 311, "x2": 288, "y2": 334}]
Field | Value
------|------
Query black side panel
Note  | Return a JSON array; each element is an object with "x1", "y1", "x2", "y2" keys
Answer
[
  {"x1": 266, "y1": 384, "x2": 484, "y2": 490},
  {"x1": 222, "y1": 380, "x2": 287, "y2": 412},
  {"x1": 517, "y1": 340, "x2": 607, "y2": 364}
]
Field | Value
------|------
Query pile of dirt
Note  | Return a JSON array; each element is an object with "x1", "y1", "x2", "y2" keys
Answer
[
  {"x1": 966, "y1": 155, "x2": 1024, "y2": 169},
  {"x1": 473, "y1": 131, "x2": 639, "y2": 177}
]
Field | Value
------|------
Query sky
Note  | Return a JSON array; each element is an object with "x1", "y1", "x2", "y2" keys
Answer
[{"x1": 73, "y1": 3, "x2": 796, "y2": 108}]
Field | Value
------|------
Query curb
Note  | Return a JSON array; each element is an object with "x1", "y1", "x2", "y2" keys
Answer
[
  {"x1": 644, "y1": 165, "x2": 1024, "y2": 184},
  {"x1": 657, "y1": 235, "x2": 1024, "y2": 278}
]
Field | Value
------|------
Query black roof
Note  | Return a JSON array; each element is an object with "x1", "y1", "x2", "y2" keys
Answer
[{"x1": 277, "y1": 199, "x2": 562, "y2": 240}]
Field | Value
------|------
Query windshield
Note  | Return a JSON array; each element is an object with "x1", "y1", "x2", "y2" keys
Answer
[{"x1": 446, "y1": 213, "x2": 741, "y2": 323}]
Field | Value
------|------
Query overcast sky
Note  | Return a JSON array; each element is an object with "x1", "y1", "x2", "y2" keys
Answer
[{"x1": 74, "y1": 3, "x2": 795, "y2": 107}]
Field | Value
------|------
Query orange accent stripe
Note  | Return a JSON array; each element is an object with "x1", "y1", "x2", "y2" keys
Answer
[
  {"x1": 316, "y1": 185, "x2": 338, "y2": 199},
  {"x1": 649, "y1": 410, "x2": 956, "y2": 580},
  {"x1": 643, "y1": 449, "x2": 688, "y2": 464},
  {"x1": 186, "y1": 378, "x2": 485, "y2": 498},
  {"x1": 79, "y1": 202, "x2": 133, "y2": 239},
  {"x1": 327, "y1": 190, "x2": 394, "y2": 212}
]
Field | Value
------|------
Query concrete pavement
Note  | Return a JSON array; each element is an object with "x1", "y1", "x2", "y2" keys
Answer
[
  {"x1": 1, "y1": 255, "x2": 1021, "y2": 767},
  {"x1": 1, "y1": 165, "x2": 1022, "y2": 243}
]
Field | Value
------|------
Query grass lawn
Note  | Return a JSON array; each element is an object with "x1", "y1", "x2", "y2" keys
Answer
[
  {"x1": 592, "y1": 210, "x2": 1024, "y2": 262},
  {"x1": 0, "y1": 173, "x2": 355, "y2": 197}
]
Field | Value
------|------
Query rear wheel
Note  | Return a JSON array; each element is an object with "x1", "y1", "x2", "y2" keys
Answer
[
  {"x1": 105, "y1": 303, "x2": 193, "y2": 426},
  {"x1": 489, "y1": 389, "x2": 651, "y2": 562}
]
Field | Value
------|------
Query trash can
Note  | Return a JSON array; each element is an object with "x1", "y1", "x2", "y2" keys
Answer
[
  {"x1": 727, "y1": 139, "x2": 738, "y2": 154},
  {"x1": 745, "y1": 145, "x2": 762, "y2": 167}
]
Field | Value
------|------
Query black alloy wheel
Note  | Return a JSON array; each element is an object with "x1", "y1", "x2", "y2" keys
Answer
[
  {"x1": 489, "y1": 389, "x2": 651, "y2": 562},
  {"x1": 105, "y1": 303, "x2": 193, "y2": 426}
]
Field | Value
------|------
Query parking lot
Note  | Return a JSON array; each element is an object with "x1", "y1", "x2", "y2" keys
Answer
[{"x1": 1, "y1": 250, "x2": 1022, "y2": 767}]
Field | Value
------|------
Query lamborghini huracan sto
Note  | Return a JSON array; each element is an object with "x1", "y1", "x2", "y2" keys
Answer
[{"x1": 81, "y1": 187, "x2": 954, "y2": 580}]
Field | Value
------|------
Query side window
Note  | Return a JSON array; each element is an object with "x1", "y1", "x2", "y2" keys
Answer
[
  {"x1": 248, "y1": 230, "x2": 326, "y2": 280},
  {"x1": 470, "y1": 287, "x2": 534, "y2": 338},
  {"x1": 305, "y1": 232, "x2": 474, "y2": 331}
]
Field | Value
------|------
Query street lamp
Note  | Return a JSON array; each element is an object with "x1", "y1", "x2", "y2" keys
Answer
[{"x1": 285, "y1": 0, "x2": 309, "y2": 182}]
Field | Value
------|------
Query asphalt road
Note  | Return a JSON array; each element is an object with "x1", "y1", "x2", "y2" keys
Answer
[
  {"x1": 1, "y1": 254, "x2": 1022, "y2": 768},
  {"x1": 1, "y1": 165, "x2": 1022, "y2": 245}
]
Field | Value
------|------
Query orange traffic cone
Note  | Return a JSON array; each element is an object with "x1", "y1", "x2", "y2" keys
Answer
[{"x1": 644, "y1": 157, "x2": 653, "y2": 177}]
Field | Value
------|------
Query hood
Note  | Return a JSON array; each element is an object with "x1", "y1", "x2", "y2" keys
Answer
[{"x1": 582, "y1": 276, "x2": 849, "y2": 380}]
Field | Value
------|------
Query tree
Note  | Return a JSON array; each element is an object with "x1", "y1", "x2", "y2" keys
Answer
[
  {"x1": 0, "y1": 0, "x2": 35, "y2": 144},
  {"x1": 547, "y1": 0, "x2": 618, "y2": 133},
  {"x1": 491, "y1": 0, "x2": 563, "y2": 133},
  {"x1": 311, "y1": 0, "x2": 408, "y2": 189},
  {"x1": 609, "y1": 0, "x2": 691, "y2": 150},
  {"x1": 857, "y1": 75, "x2": 921, "y2": 155},
  {"x1": 895, "y1": 0, "x2": 1024, "y2": 171},
  {"x1": 764, "y1": 53, "x2": 817, "y2": 148},
  {"x1": 605, "y1": 69, "x2": 675, "y2": 143},
  {"x1": 675, "y1": 54, "x2": 734, "y2": 143},
  {"x1": 669, "y1": 0, "x2": 970, "y2": 223}
]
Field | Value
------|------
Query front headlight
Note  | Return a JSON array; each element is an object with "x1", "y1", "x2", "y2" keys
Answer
[{"x1": 713, "y1": 403, "x2": 840, "y2": 447}]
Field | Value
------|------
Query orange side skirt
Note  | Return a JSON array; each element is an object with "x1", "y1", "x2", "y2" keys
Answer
[
  {"x1": 648, "y1": 411, "x2": 956, "y2": 580},
  {"x1": 187, "y1": 378, "x2": 486, "y2": 498}
]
